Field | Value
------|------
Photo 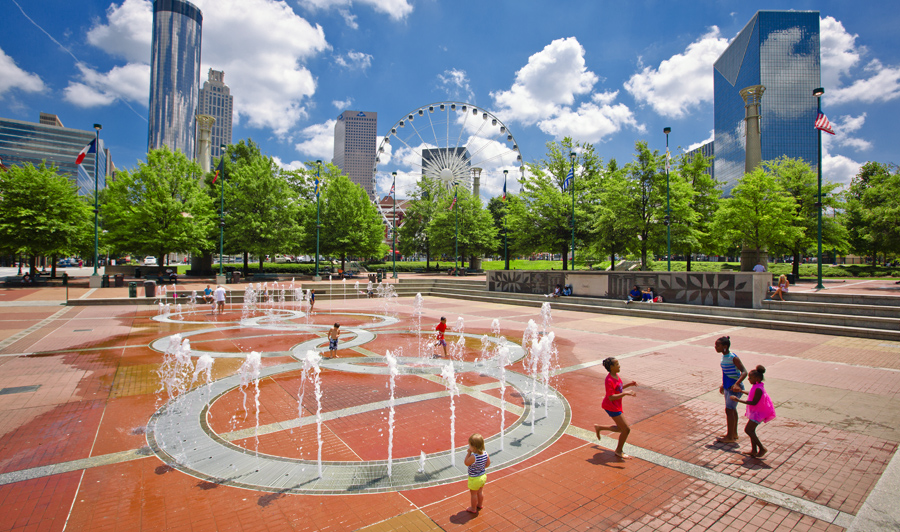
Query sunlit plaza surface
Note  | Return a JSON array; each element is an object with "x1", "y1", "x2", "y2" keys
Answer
[{"x1": 0, "y1": 278, "x2": 898, "y2": 531}]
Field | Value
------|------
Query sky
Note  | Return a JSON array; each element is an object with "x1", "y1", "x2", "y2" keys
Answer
[{"x1": 2, "y1": 0, "x2": 899, "y2": 201}]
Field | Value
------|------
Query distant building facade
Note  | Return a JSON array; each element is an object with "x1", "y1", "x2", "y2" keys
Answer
[
  {"x1": 148, "y1": 0, "x2": 203, "y2": 157},
  {"x1": 684, "y1": 141, "x2": 715, "y2": 181},
  {"x1": 0, "y1": 114, "x2": 112, "y2": 197},
  {"x1": 713, "y1": 10, "x2": 820, "y2": 193},
  {"x1": 333, "y1": 110, "x2": 377, "y2": 198},
  {"x1": 197, "y1": 69, "x2": 233, "y2": 161}
]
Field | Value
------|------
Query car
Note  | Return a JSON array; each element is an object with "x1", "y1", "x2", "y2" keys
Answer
[
  {"x1": 57, "y1": 258, "x2": 75, "y2": 267},
  {"x1": 274, "y1": 255, "x2": 294, "y2": 263},
  {"x1": 144, "y1": 256, "x2": 157, "y2": 266}
]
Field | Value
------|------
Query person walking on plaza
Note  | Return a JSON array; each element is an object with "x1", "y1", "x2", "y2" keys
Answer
[
  {"x1": 327, "y1": 323, "x2": 340, "y2": 357},
  {"x1": 594, "y1": 357, "x2": 637, "y2": 460},
  {"x1": 214, "y1": 285, "x2": 226, "y2": 314},
  {"x1": 730, "y1": 365, "x2": 776, "y2": 458},
  {"x1": 464, "y1": 433, "x2": 490, "y2": 514},
  {"x1": 433, "y1": 317, "x2": 448, "y2": 358},
  {"x1": 716, "y1": 336, "x2": 747, "y2": 443}
]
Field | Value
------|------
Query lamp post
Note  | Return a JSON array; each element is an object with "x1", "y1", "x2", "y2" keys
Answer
[
  {"x1": 664, "y1": 126, "x2": 671, "y2": 272},
  {"x1": 315, "y1": 160, "x2": 322, "y2": 280},
  {"x1": 391, "y1": 172, "x2": 397, "y2": 279},
  {"x1": 569, "y1": 151, "x2": 576, "y2": 270},
  {"x1": 503, "y1": 169, "x2": 509, "y2": 270},
  {"x1": 454, "y1": 185, "x2": 459, "y2": 276},
  {"x1": 814, "y1": 88, "x2": 825, "y2": 290},
  {"x1": 218, "y1": 144, "x2": 226, "y2": 276},
  {"x1": 92, "y1": 124, "x2": 101, "y2": 278}
]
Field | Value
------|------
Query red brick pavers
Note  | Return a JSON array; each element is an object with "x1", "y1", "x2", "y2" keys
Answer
[{"x1": 0, "y1": 287, "x2": 897, "y2": 531}]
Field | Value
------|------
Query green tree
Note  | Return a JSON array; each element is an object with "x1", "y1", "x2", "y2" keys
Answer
[
  {"x1": 673, "y1": 150, "x2": 721, "y2": 271},
  {"x1": 587, "y1": 160, "x2": 639, "y2": 269},
  {"x1": 397, "y1": 177, "x2": 443, "y2": 269},
  {"x1": 0, "y1": 163, "x2": 92, "y2": 275},
  {"x1": 222, "y1": 155, "x2": 302, "y2": 273},
  {"x1": 764, "y1": 157, "x2": 847, "y2": 277},
  {"x1": 845, "y1": 162, "x2": 900, "y2": 263},
  {"x1": 486, "y1": 193, "x2": 518, "y2": 268},
  {"x1": 103, "y1": 147, "x2": 215, "y2": 273},
  {"x1": 427, "y1": 186, "x2": 498, "y2": 269},
  {"x1": 711, "y1": 168, "x2": 802, "y2": 260}
]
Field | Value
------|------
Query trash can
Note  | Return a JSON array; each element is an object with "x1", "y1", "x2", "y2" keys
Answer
[
  {"x1": 368, "y1": 273, "x2": 376, "y2": 283},
  {"x1": 101, "y1": 274, "x2": 110, "y2": 288},
  {"x1": 128, "y1": 282, "x2": 137, "y2": 298},
  {"x1": 135, "y1": 268, "x2": 142, "y2": 279},
  {"x1": 144, "y1": 280, "x2": 156, "y2": 298},
  {"x1": 62, "y1": 272, "x2": 68, "y2": 286},
  {"x1": 785, "y1": 273, "x2": 795, "y2": 285},
  {"x1": 114, "y1": 274, "x2": 124, "y2": 287},
  {"x1": 231, "y1": 271, "x2": 241, "y2": 284},
  {"x1": 376, "y1": 269, "x2": 383, "y2": 283}
]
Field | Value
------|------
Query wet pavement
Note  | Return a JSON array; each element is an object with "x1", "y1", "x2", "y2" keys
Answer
[{"x1": 0, "y1": 279, "x2": 898, "y2": 531}]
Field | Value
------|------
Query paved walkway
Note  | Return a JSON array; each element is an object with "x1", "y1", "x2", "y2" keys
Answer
[{"x1": 0, "y1": 284, "x2": 898, "y2": 531}]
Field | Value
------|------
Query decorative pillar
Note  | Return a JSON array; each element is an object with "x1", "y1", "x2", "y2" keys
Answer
[
  {"x1": 740, "y1": 85, "x2": 765, "y2": 174},
  {"x1": 195, "y1": 115, "x2": 216, "y2": 174}
]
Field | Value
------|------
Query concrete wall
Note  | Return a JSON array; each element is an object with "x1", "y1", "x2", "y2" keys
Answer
[{"x1": 486, "y1": 270, "x2": 771, "y2": 309}]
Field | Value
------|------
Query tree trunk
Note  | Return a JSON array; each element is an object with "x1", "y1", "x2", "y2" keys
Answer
[
  {"x1": 243, "y1": 251, "x2": 249, "y2": 276},
  {"x1": 792, "y1": 250, "x2": 801, "y2": 279},
  {"x1": 340, "y1": 254, "x2": 346, "y2": 275},
  {"x1": 29, "y1": 255, "x2": 37, "y2": 276},
  {"x1": 686, "y1": 252, "x2": 693, "y2": 272},
  {"x1": 609, "y1": 253, "x2": 615, "y2": 271},
  {"x1": 561, "y1": 242, "x2": 569, "y2": 271},
  {"x1": 51, "y1": 253, "x2": 58, "y2": 278},
  {"x1": 425, "y1": 242, "x2": 430, "y2": 271},
  {"x1": 640, "y1": 239, "x2": 648, "y2": 271},
  {"x1": 259, "y1": 254, "x2": 264, "y2": 273}
]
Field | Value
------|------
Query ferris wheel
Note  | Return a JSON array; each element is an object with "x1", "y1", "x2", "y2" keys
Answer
[{"x1": 373, "y1": 102, "x2": 524, "y2": 222}]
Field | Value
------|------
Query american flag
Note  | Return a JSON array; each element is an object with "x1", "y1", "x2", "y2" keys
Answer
[{"x1": 815, "y1": 112, "x2": 835, "y2": 135}]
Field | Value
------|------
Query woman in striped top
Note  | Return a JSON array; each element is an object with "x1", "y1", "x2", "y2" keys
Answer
[
  {"x1": 716, "y1": 336, "x2": 747, "y2": 444},
  {"x1": 464, "y1": 433, "x2": 491, "y2": 514}
]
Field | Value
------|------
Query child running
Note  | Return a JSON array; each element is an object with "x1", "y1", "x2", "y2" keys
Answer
[
  {"x1": 730, "y1": 365, "x2": 776, "y2": 458},
  {"x1": 327, "y1": 323, "x2": 340, "y2": 357},
  {"x1": 716, "y1": 336, "x2": 747, "y2": 444},
  {"x1": 433, "y1": 317, "x2": 448, "y2": 358},
  {"x1": 464, "y1": 433, "x2": 490, "y2": 514},
  {"x1": 594, "y1": 357, "x2": 637, "y2": 460}
]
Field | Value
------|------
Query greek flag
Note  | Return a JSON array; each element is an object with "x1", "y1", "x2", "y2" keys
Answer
[{"x1": 562, "y1": 168, "x2": 574, "y2": 191}]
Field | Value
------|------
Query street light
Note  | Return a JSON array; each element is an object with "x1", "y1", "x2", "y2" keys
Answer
[
  {"x1": 569, "y1": 151, "x2": 576, "y2": 270},
  {"x1": 454, "y1": 183, "x2": 459, "y2": 276},
  {"x1": 664, "y1": 126, "x2": 672, "y2": 272},
  {"x1": 391, "y1": 172, "x2": 398, "y2": 279},
  {"x1": 813, "y1": 87, "x2": 825, "y2": 290},
  {"x1": 315, "y1": 160, "x2": 322, "y2": 280},
  {"x1": 218, "y1": 144, "x2": 226, "y2": 276},
  {"x1": 503, "y1": 169, "x2": 509, "y2": 270},
  {"x1": 92, "y1": 123, "x2": 101, "y2": 278}
]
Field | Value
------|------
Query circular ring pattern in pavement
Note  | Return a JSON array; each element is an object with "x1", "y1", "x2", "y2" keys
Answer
[{"x1": 146, "y1": 311, "x2": 570, "y2": 494}]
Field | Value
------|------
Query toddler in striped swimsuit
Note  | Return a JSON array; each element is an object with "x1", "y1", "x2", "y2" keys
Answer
[{"x1": 464, "y1": 433, "x2": 491, "y2": 514}]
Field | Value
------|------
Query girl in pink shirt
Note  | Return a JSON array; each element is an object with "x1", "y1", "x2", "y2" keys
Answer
[
  {"x1": 730, "y1": 365, "x2": 776, "y2": 458},
  {"x1": 594, "y1": 357, "x2": 637, "y2": 460}
]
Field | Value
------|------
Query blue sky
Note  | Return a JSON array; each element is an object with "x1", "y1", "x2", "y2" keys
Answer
[{"x1": 2, "y1": 0, "x2": 898, "y2": 200}]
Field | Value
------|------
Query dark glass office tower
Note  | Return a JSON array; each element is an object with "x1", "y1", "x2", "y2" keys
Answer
[
  {"x1": 148, "y1": 0, "x2": 203, "y2": 157},
  {"x1": 713, "y1": 11, "x2": 820, "y2": 193}
]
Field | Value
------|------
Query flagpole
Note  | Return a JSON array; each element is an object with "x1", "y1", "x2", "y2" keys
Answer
[
  {"x1": 315, "y1": 160, "x2": 322, "y2": 281},
  {"x1": 664, "y1": 127, "x2": 671, "y2": 272},
  {"x1": 569, "y1": 152, "x2": 576, "y2": 270},
  {"x1": 218, "y1": 144, "x2": 226, "y2": 276},
  {"x1": 454, "y1": 185, "x2": 459, "y2": 276},
  {"x1": 503, "y1": 170, "x2": 508, "y2": 271},
  {"x1": 92, "y1": 124, "x2": 101, "y2": 279},
  {"x1": 814, "y1": 88, "x2": 825, "y2": 290},
  {"x1": 391, "y1": 172, "x2": 397, "y2": 279}
]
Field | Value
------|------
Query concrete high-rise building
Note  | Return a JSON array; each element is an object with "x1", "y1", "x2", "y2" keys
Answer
[
  {"x1": 0, "y1": 114, "x2": 113, "y2": 197},
  {"x1": 713, "y1": 10, "x2": 821, "y2": 193},
  {"x1": 198, "y1": 69, "x2": 233, "y2": 160},
  {"x1": 148, "y1": 0, "x2": 203, "y2": 157},
  {"x1": 333, "y1": 110, "x2": 377, "y2": 198}
]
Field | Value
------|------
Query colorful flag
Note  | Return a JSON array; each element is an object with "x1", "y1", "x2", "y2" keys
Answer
[
  {"x1": 389, "y1": 181, "x2": 395, "y2": 196},
  {"x1": 74, "y1": 139, "x2": 96, "y2": 165},
  {"x1": 449, "y1": 188, "x2": 457, "y2": 210},
  {"x1": 562, "y1": 167, "x2": 574, "y2": 191},
  {"x1": 212, "y1": 156, "x2": 224, "y2": 184},
  {"x1": 665, "y1": 148, "x2": 671, "y2": 172},
  {"x1": 502, "y1": 173, "x2": 507, "y2": 201},
  {"x1": 815, "y1": 112, "x2": 835, "y2": 135}
]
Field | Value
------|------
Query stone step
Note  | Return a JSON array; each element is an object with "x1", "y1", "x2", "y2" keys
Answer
[
  {"x1": 780, "y1": 291, "x2": 900, "y2": 307},
  {"x1": 762, "y1": 299, "x2": 900, "y2": 318}
]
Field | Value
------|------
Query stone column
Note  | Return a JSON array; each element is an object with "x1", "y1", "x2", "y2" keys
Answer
[
  {"x1": 740, "y1": 85, "x2": 765, "y2": 174},
  {"x1": 195, "y1": 115, "x2": 216, "y2": 174}
]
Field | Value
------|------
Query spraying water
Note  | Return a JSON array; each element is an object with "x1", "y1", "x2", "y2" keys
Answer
[
  {"x1": 540, "y1": 302, "x2": 553, "y2": 335},
  {"x1": 385, "y1": 350, "x2": 399, "y2": 476},
  {"x1": 451, "y1": 317, "x2": 465, "y2": 361},
  {"x1": 298, "y1": 349, "x2": 324, "y2": 478},
  {"x1": 533, "y1": 332, "x2": 557, "y2": 418},
  {"x1": 413, "y1": 293, "x2": 425, "y2": 357},
  {"x1": 191, "y1": 354, "x2": 215, "y2": 416},
  {"x1": 354, "y1": 281, "x2": 360, "y2": 299},
  {"x1": 418, "y1": 450, "x2": 427, "y2": 474},
  {"x1": 496, "y1": 344, "x2": 511, "y2": 450},
  {"x1": 440, "y1": 362, "x2": 460, "y2": 466},
  {"x1": 238, "y1": 352, "x2": 262, "y2": 455}
]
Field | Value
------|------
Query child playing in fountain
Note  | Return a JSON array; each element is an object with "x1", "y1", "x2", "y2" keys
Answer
[
  {"x1": 594, "y1": 357, "x2": 637, "y2": 460},
  {"x1": 308, "y1": 289, "x2": 316, "y2": 314},
  {"x1": 433, "y1": 317, "x2": 448, "y2": 358},
  {"x1": 730, "y1": 365, "x2": 776, "y2": 458},
  {"x1": 464, "y1": 433, "x2": 491, "y2": 514},
  {"x1": 327, "y1": 323, "x2": 340, "y2": 356}
]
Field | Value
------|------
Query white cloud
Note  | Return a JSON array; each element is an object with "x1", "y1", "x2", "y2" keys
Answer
[
  {"x1": 0, "y1": 46, "x2": 44, "y2": 97},
  {"x1": 819, "y1": 16, "x2": 900, "y2": 106},
  {"x1": 332, "y1": 98, "x2": 352, "y2": 110},
  {"x1": 820, "y1": 16, "x2": 862, "y2": 91},
  {"x1": 591, "y1": 90, "x2": 618, "y2": 106},
  {"x1": 294, "y1": 119, "x2": 336, "y2": 160},
  {"x1": 297, "y1": 0, "x2": 413, "y2": 21},
  {"x1": 491, "y1": 37, "x2": 598, "y2": 125},
  {"x1": 272, "y1": 156, "x2": 308, "y2": 171},
  {"x1": 822, "y1": 139, "x2": 863, "y2": 186},
  {"x1": 81, "y1": 0, "x2": 330, "y2": 136},
  {"x1": 335, "y1": 50, "x2": 372, "y2": 70},
  {"x1": 537, "y1": 101, "x2": 643, "y2": 143},
  {"x1": 829, "y1": 113, "x2": 871, "y2": 151},
  {"x1": 86, "y1": 0, "x2": 152, "y2": 63},
  {"x1": 624, "y1": 27, "x2": 729, "y2": 118},
  {"x1": 829, "y1": 60, "x2": 900, "y2": 105},
  {"x1": 63, "y1": 62, "x2": 149, "y2": 107},
  {"x1": 687, "y1": 130, "x2": 714, "y2": 152},
  {"x1": 336, "y1": 8, "x2": 358, "y2": 29},
  {"x1": 437, "y1": 69, "x2": 474, "y2": 102}
]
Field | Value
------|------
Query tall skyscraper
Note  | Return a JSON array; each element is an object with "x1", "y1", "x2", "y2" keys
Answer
[
  {"x1": 198, "y1": 69, "x2": 233, "y2": 160},
  {"x1": 333, "y1": 110, "x2": 377, "y2": 198},
  {"x1": 148, "y1": 0, "x2": 203, "y2": 157},
  {"x1": 713, "y1": 10, "x2": 821, "y2": 192}
]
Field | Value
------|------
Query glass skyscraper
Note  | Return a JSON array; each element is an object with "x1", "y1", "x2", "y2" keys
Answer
[
  {"x1": 333, "y1": 110, "x2": 378, "y2": 199},
  {"x1": 197, "y1": 69, "x2": 233, "y2": 160},
  {"x1": 0, "y1": 115, "x2": 110, "y2": 197},
  {"x1": 713, "y1": 11, "x2": 821, "y2": 193},
  {"x1": 148, "y1": 0, "x2": 203, "y2": 157}
]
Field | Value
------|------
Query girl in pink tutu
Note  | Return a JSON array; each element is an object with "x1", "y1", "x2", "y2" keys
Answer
[{"x1": 730, "y1": 365, "x2": 776, "y2": 458}]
